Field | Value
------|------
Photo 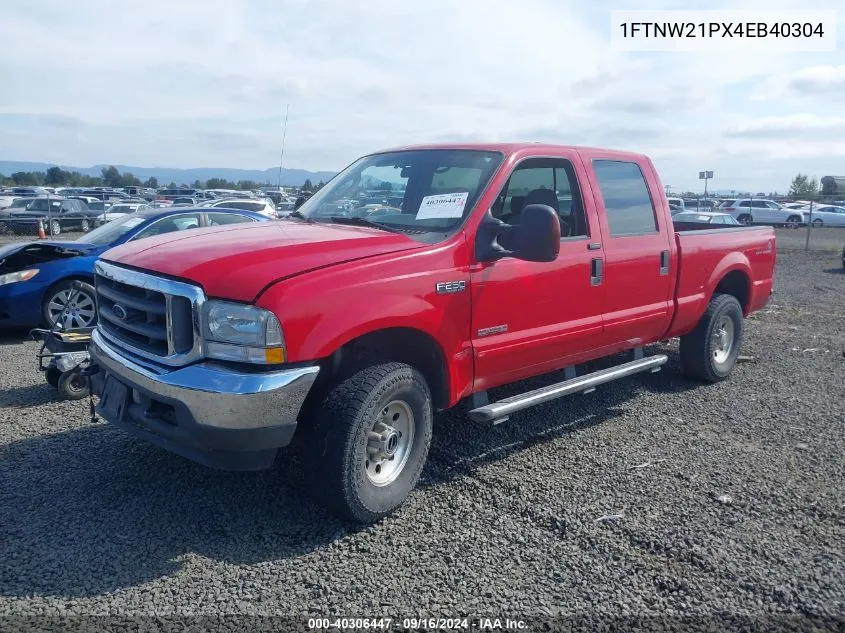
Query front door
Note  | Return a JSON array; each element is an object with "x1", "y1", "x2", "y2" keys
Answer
[{"x1": 470, "y1": 154, "x2": 605, "y2": 391}]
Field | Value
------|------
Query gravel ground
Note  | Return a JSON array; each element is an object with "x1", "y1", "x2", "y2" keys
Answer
[{"x1": 0, "y1": 248, "x2": 843, "y2": 630}]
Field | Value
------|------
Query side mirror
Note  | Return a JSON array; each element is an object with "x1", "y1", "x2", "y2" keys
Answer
[
  {"x1": 475, "y1": 204, "x2": 560, "y2": 263},
  {"x1": 514, "y1": 204, "x2": 561, "y2": 262}
]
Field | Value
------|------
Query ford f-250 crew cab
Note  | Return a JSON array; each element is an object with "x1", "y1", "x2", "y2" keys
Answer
[{"x1": 88, "y1": 143, "x2": 776, "y2": 523}]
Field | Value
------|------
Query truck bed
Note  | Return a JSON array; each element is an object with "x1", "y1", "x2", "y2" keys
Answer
[{"x1": 668, "y1": 225, "x2": 776, "y2": 338}]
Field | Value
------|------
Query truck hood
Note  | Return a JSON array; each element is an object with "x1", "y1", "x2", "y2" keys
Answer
[{"x1": 101, "y1": 221, "x2": 424, "y2": 301}]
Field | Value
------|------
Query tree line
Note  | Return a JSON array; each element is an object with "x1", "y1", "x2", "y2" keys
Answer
[{"x1": 0, "y1": 165, "x2": 324, "y2": 192}]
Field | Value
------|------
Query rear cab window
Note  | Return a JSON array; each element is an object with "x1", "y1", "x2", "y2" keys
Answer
[{"x1": 592, "y1": 160, "x2": 658, "y2": 236}]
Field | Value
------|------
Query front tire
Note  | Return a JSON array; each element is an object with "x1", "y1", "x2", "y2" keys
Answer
[
  {"x1": 305, "y1": 362, "x2": 433, "y2": 523},
  {"x1": 81, "y1": 218, "x2": 90, "y2": 232},
  {"x1": 679, "y1": 293, "x2": 744, "y2": 382},
  {"x1": 812, "y1": 218, "x2": 823, "y2": 227},
  {"x1": 49, "y1": 219, "x2": 61, "y2": 236},
  {"x1": 785, "y1": 215, "x2": 801, "y2": 228}
]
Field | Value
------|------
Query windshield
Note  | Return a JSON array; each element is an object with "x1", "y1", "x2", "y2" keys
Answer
[
  {"x1": 78, "y1": 215, "x2": 146, "y2": 245},
  {"x1": 296, "y1": 150, "x2": 503, "y2": 236}
]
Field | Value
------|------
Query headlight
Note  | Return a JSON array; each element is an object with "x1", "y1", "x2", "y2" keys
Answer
[
  {"x1": 0, "y1": 269, "x2": 39, "y2": 286},
  {"x1": 203, "y1": 300, "x2": 285, "y2": 364}
]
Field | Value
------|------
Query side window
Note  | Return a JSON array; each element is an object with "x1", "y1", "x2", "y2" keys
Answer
[
  {"x1": 751, "y1": 200, "x2": 767, "y2": 208},
  {"x1": 592, "y1": 160, "x2": 658, "y2": 236},
  {"x1": 133, "y1": 213, "x2": 201, "y2": 241},
  {"x1": 738, "y1": 201, "x2": 751, "y2": 207},
  {"x1": 492, "y1": 158, "x2": 588, "y2": 238},
  {"x1": 207, "y1": 212, "x2": 257, "y2": 226}
]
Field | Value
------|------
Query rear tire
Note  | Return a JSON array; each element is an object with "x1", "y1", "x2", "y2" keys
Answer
[
  {"x1": 305, "y1": 362, "x2": 433, "y2": 523},
  {"x1": 737, "y1": 214, "x2": 752, "y2": 226},
  {"x1": 81, "y1": 218, "x2": 90, "y2": 232},
  {"x1": 679, "y1": 293, "x2": 743, "y2": 382}
]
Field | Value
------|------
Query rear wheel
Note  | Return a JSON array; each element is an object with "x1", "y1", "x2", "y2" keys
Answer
[
  {"x1": 42, "y1": 280, "x2": 97, "y2": 329},
  {"x1": 305, "y1": 362, "x2": 433, "y2": 523},
  {"x1": 81, "y1": 218, "x2": 90, "y2": 232},
  {"x1": 737, "y1": 214, "x2": 752, "y2": 226},
  {"x1": 680, "y1": 293, "x2": 743, "y2": 382}
]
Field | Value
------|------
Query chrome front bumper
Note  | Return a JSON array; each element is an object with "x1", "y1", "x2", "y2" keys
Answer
[{"x1": 89, "y1": 329, "x2": 320, "y2": 470}]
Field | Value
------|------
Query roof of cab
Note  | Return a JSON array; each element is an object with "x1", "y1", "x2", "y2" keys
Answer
[{"x1": 371, "y1": 142, "x2": 650, "y2": 160}]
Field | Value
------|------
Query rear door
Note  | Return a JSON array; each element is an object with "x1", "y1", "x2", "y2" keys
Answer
[
  {"x1": 580, "y1": 152, "x2": 674, "y2": 348},
  {"x1": 470, "y1": 152, "x2": 605, "y2": 390}
]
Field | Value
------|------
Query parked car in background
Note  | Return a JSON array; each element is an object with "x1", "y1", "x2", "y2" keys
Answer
[
  {"x1": 7, "y1": 187, "x2": 49, "y2": 198},
  {"x1": 156, "y1": 188, "x2": 200, "y2": 202},
  {"x1": 209, "y1": 198, "x2": 278, "y2": 218},
  {"x1": 92, "y1": 202, "x2": 152, "y2": 226},
  {"x1": 672, "y1": 211, "x2": 741, "y2": 226},
  {"x1": 666, "y1": 197, "x2": 685, "y2": 212},
  {"x1": 171, "y1": 197, "x2": 199, "y2": 207},
  {"x1": 0, "y1": 207, "x2": 270, "y2": 330},
  {"x1": 81, "y1": 189, "x2": 129, "y2": 201},
  {"x1": 722, "y1": 199, "x2": 805, "y2": 227},
  {"x1": 805, "y1": 205, "x2": 845, "y2": 227},
  {"x1": 0, "y1": 195, "x2": 19, "y2": 210},
  {"x1": 5, "y1": 197, "x2": 101, "y2": 235}
]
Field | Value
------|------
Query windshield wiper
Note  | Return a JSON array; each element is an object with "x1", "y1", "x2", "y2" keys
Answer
[
  {"x1": 286, "y1": 210, "x2": 312, "y2": 222},
  {"x1": 326, "y1": 216, "x2": 402, "y2": 233}
]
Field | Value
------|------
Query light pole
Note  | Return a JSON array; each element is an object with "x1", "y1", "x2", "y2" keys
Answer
[{"x1": 699, "y1": 170, "x2": 713, "y2": 206}]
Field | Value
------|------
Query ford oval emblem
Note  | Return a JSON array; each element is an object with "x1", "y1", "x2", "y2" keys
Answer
[{"x1": 112, "y1": 304, "x2": 128, "y2": 320}]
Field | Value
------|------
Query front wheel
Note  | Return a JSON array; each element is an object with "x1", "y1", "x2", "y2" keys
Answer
[
  {"x1": 49, "y1": 219, "x2": 61, "y2": 236},
  {"x1": 812, "y1": 218, "x2": 823, "y2": 227},
  {"x1": 785, "y1": 215, "x2": 802, "y2": 228},
  {"x1": 81, "y1": 218, "x2": 90, "y2": 232},
  {"x1": 679, "y1": 293, "x2": 744, "y2": 382},
  {"x1": 305, "y1": 362, "x2": 433, "y2": 523},
  {"x1": 737, "y1": 214, "x2": 752, "y2": 226}
]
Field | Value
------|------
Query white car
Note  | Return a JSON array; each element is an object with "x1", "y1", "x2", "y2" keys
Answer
[
  {"x1": 210, "y1": 198, "x2": 277, "y2": 218},
  {"x1": 805, "y1": 205, "x2": 845, "y2": 227},
  {"x1": 0, "y1": 195, "x2": 20, "y2": 209},
  {"x1": 721, "y1": 199, "x2": 805, "y2": 227}
]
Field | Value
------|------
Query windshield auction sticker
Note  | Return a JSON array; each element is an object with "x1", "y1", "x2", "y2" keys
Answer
[{"x1": 416, "y1": 192, "x2": 469, "y2": 220}]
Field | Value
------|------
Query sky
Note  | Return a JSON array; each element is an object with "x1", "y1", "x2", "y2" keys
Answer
[{"x1": 1, "y1": 0, "x2": 844, "y2": 193}]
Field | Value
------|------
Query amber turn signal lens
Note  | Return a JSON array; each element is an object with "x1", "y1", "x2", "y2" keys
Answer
[{"x1": 264, "y1": 347, "x2": 285, "y2": 364}]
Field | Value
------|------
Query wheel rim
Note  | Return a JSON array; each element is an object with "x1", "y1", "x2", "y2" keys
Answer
[
  {"x1": 365, "y1": 399, "x2": 415, "y2": 486},
  {"x1": 712, "y1": 316, "x2": 735, "y2": 365},
  {"x1": 50, "y1": 221, "x2": 60, "y2": 235},
  {"x1": 82, "y1": 220, "x2": 89, "y2": 231},
  {"x1": 812, "y1": 219, "x2": 823, "y2": 227},
  {"x1": 48, "y1": 289, "x2": 96, "y2": 329},
  {"x1": 66, "y1": 374, "x2": 87, "y2": 393},
  {"x1": 786, "y1": 216, "x2": 799, "y2": 228}
]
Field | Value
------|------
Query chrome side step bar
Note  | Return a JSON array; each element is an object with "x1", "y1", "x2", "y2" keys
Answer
[{"x1": 467, "y1": 355, "x2": 668, "y2": 424}]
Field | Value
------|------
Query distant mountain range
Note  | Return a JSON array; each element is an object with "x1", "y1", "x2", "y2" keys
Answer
[{"x1": 0, "y1": 161, "x2": 337, "y2": 186}]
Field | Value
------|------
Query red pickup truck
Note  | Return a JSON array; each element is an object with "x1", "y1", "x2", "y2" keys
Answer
[{"x1": 88, "y1": 143, "x2": 776, "y2": 522}]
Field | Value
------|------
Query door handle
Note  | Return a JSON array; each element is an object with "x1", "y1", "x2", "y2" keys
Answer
[
  {"x1": 590, "y1": 257, "x2": 603, "y2": 286},
  {"x1": 660, "y1": 250, "x2": 670, "y2": 276},
  {"x1": 587, "y1": 242, "x2": 602, "y2": 251}
]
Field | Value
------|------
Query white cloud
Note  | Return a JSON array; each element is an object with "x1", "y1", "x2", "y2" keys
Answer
[{"x1": 0, "y1": 0, "x2": 844, "y2": 192}]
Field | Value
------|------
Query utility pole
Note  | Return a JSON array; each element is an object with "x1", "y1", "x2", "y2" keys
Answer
[
  {"x1": 277, "y1": 104, "x2": 289, "y2": 191},
  {"x1": 664, "y1": 184, "x2": 671, "y2": 196}
]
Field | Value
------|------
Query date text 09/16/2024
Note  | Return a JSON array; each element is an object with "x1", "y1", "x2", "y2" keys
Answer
[{"x1": 307, "y1": 617, "x2": 527, "y2": 630}]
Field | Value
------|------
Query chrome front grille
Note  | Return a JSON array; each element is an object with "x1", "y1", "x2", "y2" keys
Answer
[{"x1": 94, "y1": 260, "x2": 205, "y2": 367}]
